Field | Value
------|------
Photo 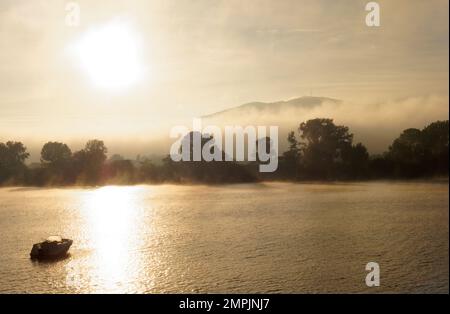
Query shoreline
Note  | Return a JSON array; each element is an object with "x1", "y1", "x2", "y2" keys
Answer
[{"x1": 1, "y1": 177, "x2": 448, "y2": 189}]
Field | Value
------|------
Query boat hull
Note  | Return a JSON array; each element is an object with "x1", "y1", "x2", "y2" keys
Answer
[{"x1": 30, "y1": 239, "x2": 73, "y2": 260}]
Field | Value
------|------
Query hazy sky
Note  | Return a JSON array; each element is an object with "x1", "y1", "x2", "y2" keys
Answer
[{"x1": 0, "y1": 0, "x2": 448, "y2": 158}]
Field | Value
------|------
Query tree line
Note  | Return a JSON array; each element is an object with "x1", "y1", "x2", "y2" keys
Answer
[
  {"x1": 277, "y1": 118, "x2": 448, "y2": 180},
  {"x1": 0, "y1": 118, "x2": 448, "y2": 186}
]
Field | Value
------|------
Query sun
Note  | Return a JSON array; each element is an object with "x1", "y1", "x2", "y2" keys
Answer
[{"x1": 73, "y1": 22, "x2": 143, "y2": 90}]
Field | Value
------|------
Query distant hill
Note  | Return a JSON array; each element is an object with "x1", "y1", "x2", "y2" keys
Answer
[
  {"x1": 199, "y1": 95, "x2": 448, "y2": 154},
  {"x1": 201, "y1": 96, "x2": 348, "y2": 153},
  {"x1": 203, "y1": 96, "x2": 341, "y2": 119}
]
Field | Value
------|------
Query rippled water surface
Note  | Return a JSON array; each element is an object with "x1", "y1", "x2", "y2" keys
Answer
[{"x1": 0, "y1": 182, "x2": 448, "y2": 293}]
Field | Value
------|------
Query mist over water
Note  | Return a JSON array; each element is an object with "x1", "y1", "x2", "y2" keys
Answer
[
  {"x1": 0, "y1": 182, "x2": 447, "y2": 293},
  {"x1": 203, "y1": 95, "x2": 449, "y2": 153},
  {"x1": 3, "y1": 94, "x2": 448, "y2": 162}
]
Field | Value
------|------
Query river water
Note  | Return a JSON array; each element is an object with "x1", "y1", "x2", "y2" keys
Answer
[{"x1": 0, "y1": 181, "x2": 448, "y2": 293}]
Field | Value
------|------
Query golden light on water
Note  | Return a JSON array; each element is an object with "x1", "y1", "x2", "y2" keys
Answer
[
  {"x1": 88, "y1": 187, "x2": 137, "y2": 289},
  {"x1": 0, "y1": 183, "x2": 446, "y2": 293},
  {"x1": 68, "y1": 186, "x2": 150, "y2": 293}
]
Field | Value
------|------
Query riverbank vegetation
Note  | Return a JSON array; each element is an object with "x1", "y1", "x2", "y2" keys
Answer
[{"x1": 0, "y1": 119, "x2": 448, "y2": 186}]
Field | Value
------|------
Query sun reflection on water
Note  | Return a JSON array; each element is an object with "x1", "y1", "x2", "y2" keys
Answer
[{"x1": 68, "y1": 186, "x2": 150, "y2": 293}]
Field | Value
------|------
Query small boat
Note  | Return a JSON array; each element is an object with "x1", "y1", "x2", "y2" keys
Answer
[{"x1": 30, "y1": 236, "x2": 73, "y2": 260}]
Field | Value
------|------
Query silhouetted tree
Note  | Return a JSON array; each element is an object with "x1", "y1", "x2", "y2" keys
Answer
[
  {"x1": 73, "y1": 140, "x2": 108, "y2": 184},
  {"x1": 369, "y1": 153, "x2": 394, "y2": 178},
  {"x1": 0, "y1": 119, "x2": 447, "y2": 186},
  {"x1": 422, "y1": 120, "x2": 449, "y2": 175},
  {"x1": 386, "y1": 120, "x2": 449, "y2": 177},
  {"x1": 388, "y1": 128, "x2": 425, "y2": 177},
  {"x1": 39, "y1": 142, "x2": 74, "y2": 184},
  {"x1": 280, "y1": 131, "x2": 302, "y2": 179},
  {"x1": 0, "y1": 141, "x2": 30, "y2": 184},
  {"x1": 41, "y1": 142, "x2": 72, "y2": 166},
  {"x1": 340, "y1": 142, "x2": 369, "y2": 179},
  {"x1": 299, "y1": 118, "x2": 353, "y2": 179}
]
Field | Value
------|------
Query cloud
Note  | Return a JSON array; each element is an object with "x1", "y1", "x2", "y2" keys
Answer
[{"x1": 0, "y1": 0, "x2": 448, "y2": 160}]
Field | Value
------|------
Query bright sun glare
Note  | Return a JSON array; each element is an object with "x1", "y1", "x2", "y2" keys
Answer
[{"x1": 74, "y1": 22, "x2": 143, "y2": 90}]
